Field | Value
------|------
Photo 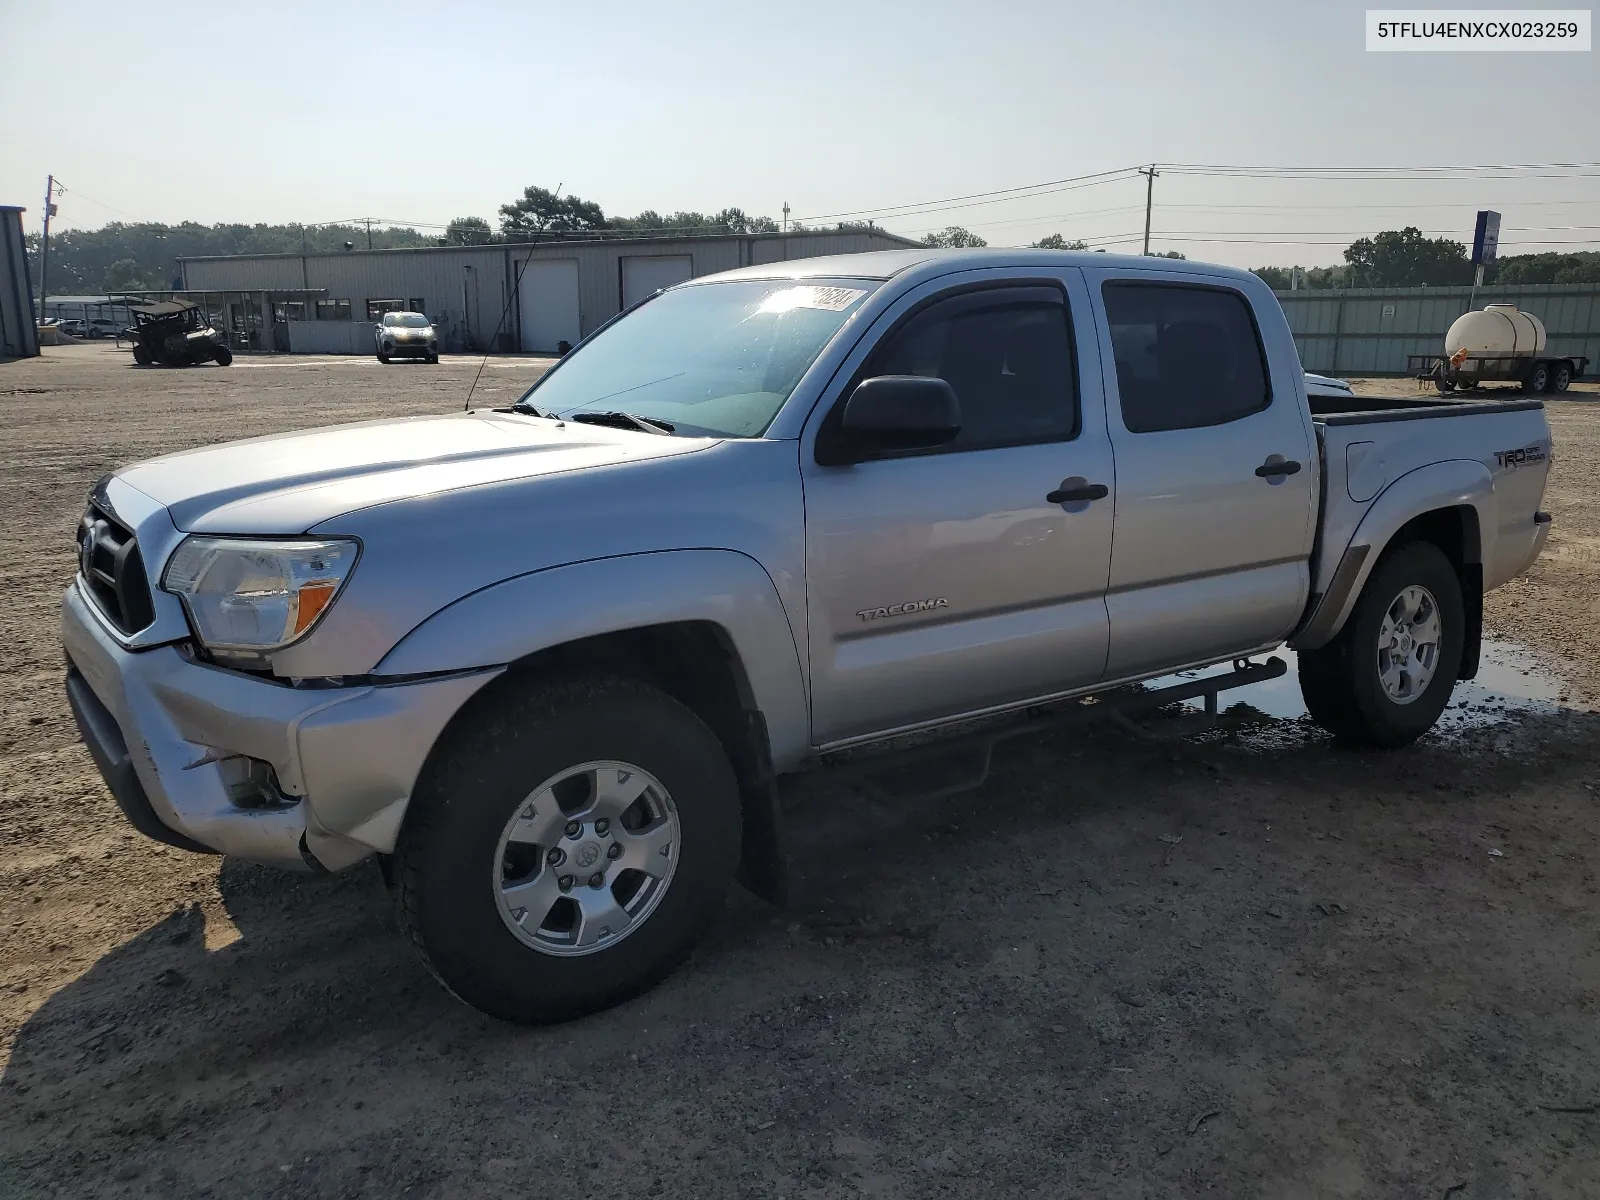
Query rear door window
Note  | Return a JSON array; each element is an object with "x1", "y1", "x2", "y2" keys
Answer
[{"x1": 1102, "y1": 283, "x2": 1270, "y2": 433}]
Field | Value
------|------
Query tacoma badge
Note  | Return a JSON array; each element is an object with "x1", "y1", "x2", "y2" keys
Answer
[{"x1": 856, "y1": 598, "x2": 950, "y2": 621}]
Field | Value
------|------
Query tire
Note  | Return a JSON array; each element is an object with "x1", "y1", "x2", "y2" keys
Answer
[
  {"x1": 1435, "y1": 378, "x2": 1455, "y2": 394},
  {"x1": 1551, "y1": 363, "x2": 1572, "y2": 394},
  {"x1": 1524, "y1": 363, "x2": 1550, "y2": 394},
  {"x1": 377, "y1": 353, "x2": 390, "y2": 364},
  {"x1": 395, "y1": 674, "x2": 742, "y2": 1024},
  {"x1": 1298, "y1": 541, "x2": 1464, "y2": 749},
  {"x1": 426, "y1": 352, "x2": 439, "y2": 364},
  {"x1": 132, "y1": 345, "x2": 152, "y2": 365},
  {"x1": 213, "y1": 346, "x2": 233, "y2": 366}
]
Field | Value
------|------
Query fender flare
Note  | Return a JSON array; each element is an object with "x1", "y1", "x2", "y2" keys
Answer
[
  {"x1": 375, "y1": 549, "x2": 811, "y2": 770},
  {"x1": 1291, "y1": 459, "x2": 1495, "y2": 651}
]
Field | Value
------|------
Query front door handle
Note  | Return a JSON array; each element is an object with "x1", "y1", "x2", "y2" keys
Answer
[
  {"x1": 1047, "y1": 481, "x2": 1110, "y2": 504},
  {"x1": 1255, "y1": 458, "x2": 1302, "y2": 479}
]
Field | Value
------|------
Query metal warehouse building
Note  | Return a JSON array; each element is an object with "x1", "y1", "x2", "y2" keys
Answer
[{"x1": 176, "y1": 228, "x2": 919, "y2": 355}]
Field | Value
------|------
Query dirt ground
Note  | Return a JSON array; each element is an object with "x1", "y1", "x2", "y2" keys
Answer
[{"x1": 3, "y1": 344, "x2": 1599, "y2": 1199}]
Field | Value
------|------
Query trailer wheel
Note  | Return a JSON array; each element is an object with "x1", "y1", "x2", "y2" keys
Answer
[
  {"x1": 1550, "y1": 362, "x2": 1572, "y2": 394},
  {"x1": 1434, "y1": 378, "x2": 1455, "y2": 394},
  {"x1": 1523, "y1": 363, "x2": 1551, "y2": 394},
  {"x1": 1298, "y1": 541, "x2": 1464, "y2": 749}
]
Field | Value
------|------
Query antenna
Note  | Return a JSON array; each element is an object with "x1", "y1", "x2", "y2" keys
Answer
[{"x1": 464, "y1": 181, "x2": 561, "y2": 411}]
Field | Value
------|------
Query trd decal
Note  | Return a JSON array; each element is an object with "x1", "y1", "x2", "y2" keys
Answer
[{"x1": 1493, "y1": 445, "x2": 1548, "y2": 469}]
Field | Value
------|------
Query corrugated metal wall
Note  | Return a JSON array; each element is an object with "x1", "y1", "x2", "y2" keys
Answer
[
  {"x1": 1276, "y1": 284, "x2": 1600, "y2": 375},
  {"x1": 1, "y1": 206, "x2": 40, "y2": 359},
  {"x1": 180, "y1": 230, "x2": 914, "y2": 353}
]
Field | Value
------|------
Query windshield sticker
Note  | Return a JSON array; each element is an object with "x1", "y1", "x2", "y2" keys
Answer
[{"x1": 759, "y1": 285, "x2": 867, "y2": 315}]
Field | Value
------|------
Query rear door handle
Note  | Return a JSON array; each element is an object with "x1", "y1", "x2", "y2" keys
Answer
[
  {"x1": 1047, "y1": 481, "x2": 1110, "y2": 504},
  {"x1": 1255, "y1": 458, "x2": 1302, "y2": 479}
]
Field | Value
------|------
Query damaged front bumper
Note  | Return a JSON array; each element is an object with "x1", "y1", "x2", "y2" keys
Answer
[{"x1": 61, "y1": 580, "x2": 501, "y2": 872}]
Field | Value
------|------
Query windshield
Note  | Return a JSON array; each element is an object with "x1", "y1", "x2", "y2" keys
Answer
[
  {"x1": 516, "y1": 278, "x2": 878, "y2": 437},
  {"x1": 384, "y1": 312, "x2": 430, "y2": 328}
]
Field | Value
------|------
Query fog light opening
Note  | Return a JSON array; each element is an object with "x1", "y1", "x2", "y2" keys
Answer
[{"x1": 218, "y1": 756, "x2": 298, "y2": 810}]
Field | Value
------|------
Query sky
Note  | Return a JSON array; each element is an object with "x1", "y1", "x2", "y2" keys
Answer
[{"x1": 3, "y1": 0, "x2": 1597, "y2": 267}]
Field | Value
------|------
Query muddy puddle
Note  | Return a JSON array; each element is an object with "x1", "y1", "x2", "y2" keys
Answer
[{"x1": 1151, "y1": 639, "x2": 1591, "y2": 744}]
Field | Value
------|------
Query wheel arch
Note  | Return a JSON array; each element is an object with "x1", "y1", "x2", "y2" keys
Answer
[
  {"x1": 377, "y1": 550, "x2": 810, "y2": 903},
  {"x1": 1292, "y1": 459, "x2": 1492, "y2": 666}
]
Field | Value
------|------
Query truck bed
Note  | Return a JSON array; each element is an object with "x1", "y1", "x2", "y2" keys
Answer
[{"x1": 1307, "y1": 391, "x2": 1544, "y2": 425}]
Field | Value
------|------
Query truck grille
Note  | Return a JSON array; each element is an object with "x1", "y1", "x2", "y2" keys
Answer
[{"x1": 77, "y1": 503, "x2": 155, "y2": 634}]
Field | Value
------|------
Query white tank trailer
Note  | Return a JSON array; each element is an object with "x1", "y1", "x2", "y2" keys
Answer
[{"x1": 1414, "y1": 303, "x2": 1586, "y2": 395}]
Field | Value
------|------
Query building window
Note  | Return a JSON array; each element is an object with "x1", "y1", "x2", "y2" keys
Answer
[
  {"x1": 408, "y1": 297, "x2": 425, "y2": 314},
  {"x1": 316, "y1": 299, "x2": 352, "y2": 321},
  {"x1": 367, "y1": 298, "x2": 407, "y2": 320}
]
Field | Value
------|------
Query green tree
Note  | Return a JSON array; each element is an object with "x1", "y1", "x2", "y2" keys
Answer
[
  {"x1": 1147, "y1": 249, "x2": 1186, "y2": 259},
  {"x1": 103, "y1": 258, "x2": 150, "y2": 291},
  {"x1": 920, "y1": 226, "x2": 987, "y2": 248},
  {"x1": 1493, "y1": 251, "x2": 1600, "y2": 285},
  {"x1": 1031, "y1": 234, "x2": 1086, "y2": 250},
  {"x1": 1343, "y1": 227, "x2": 1472, "y2": 287},
  {"x1": 499, "y1": 187, "x2": 610, "y2": 238},
  {"x1": 26, "y1": 220, "x2": 438, "y2": 298},
  {"x1": 445, "y1": 216, "x2": 494, "y2": 246}
]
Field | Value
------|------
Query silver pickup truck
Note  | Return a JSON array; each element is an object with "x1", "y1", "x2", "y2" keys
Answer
[{"x1": 63, "y1": 249, "x2": 1552, "y2": 1022}]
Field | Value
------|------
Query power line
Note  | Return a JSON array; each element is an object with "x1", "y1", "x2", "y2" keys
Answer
[{"x1": 789, "y1": 166, "x2": 1143, "y2": 224}]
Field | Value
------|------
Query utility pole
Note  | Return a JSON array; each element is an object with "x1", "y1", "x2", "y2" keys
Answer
[
  {"x1": 37, "y1": 175, "x2": 59, "y2": 321},
  {"x1": 1139, "y1": 165, "x2": 1159, "y2": 256},
  {"x1": 364, "y1": 218, "x2": 373, "y2": 251},
  {"x1": 782, "y1": 202, "x2": 790, "y2": 233}
]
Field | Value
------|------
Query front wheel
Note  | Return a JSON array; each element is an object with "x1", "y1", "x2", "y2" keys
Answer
[
  {"x1": 377, "y1": 353, "x2": 390, "y2": 364},
  {"x1": 394, "y1": 675, "x2": 742, "y2": 1024},
  {"x1": 213, "y1": 346, "x2": 233, "y2": 366},
  {"x1": 1298, "y1": 541, "x2": 1464, "y2": 748},
  {"x1": 132, "y1": 345, "x2": 152, "y2": 365},
  {"x1": 1551, "y1": 363, "x2": 1572, "y2": 393}
]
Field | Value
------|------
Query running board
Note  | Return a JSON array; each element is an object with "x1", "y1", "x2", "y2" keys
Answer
[{"x1": 813, "y1": 656, "x2": 1287, "y2": 803}]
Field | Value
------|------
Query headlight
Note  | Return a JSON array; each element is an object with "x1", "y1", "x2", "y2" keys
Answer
[{"x1": 161, "y1": 537, "x2": 358, "y2": 665}]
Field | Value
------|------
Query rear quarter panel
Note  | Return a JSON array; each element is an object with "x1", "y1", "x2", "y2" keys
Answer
[{"x1": 1303, "y1": 404, "x2": 1551, "y2": 642}]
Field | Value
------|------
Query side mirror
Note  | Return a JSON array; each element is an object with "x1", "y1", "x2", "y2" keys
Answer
[{"x1": 836, "y1": 376, "x2": 961, "y2": 460}]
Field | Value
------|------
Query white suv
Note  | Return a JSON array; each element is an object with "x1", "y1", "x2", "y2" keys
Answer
[{"x1": 375, "y1": 311, "x2": 439, "y2": 364}]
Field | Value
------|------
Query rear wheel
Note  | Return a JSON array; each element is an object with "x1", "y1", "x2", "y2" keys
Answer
[
  {"x1": 1524, "y1": 363, "x2": 1551, "y2": 394},
  {"x1": 395, "y1": 675, "x2": 742, "y2": 1024},
  {"x1": 1551, "y1": 363, "x2": 1572, "y2": 393},
  {"x1": 1299, "y1": 541, "x2": 1464, "y2": 748}
]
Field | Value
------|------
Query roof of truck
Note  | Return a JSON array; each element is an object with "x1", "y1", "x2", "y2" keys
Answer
[{"x1": 698, "y1": 247, "x2": 1263, "y2": 287}]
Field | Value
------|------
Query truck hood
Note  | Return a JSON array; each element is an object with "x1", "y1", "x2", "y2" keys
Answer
[{"x1": 117, "y1": 411, "x2": 714, "y2": 534}]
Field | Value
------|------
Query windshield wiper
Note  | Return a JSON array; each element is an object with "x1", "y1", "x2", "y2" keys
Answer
[
  {"x1": 568, "y1": 411, "x2": 676, "y2": 434},
  {"x1": 507, "y1": 400, "x2": 554, "y2": 418}
]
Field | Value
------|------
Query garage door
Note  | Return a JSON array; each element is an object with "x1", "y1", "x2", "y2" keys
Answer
[
  {"x1": 519, "y1": 259, "x2": 581, "y2": 353},
  {"x1": 621, "y1": 255, "x2": 694, "y2": 309}
]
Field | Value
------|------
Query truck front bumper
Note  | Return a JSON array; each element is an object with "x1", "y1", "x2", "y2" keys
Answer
[{"x1": 61, "y1": 581, "x2": 501, "y2": 872}]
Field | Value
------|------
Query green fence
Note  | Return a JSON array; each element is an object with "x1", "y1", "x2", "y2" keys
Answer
[{"x1": 1274, "y1": 283, "x2": 1599, "y2": 376}]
